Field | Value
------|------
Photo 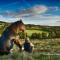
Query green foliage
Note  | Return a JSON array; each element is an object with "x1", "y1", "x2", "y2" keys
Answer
[
  {"x1": 19, "y1": 32, "x2": 25, "y2": 39},
  {"x1": 42, "y1": 32, "x2": 48, "y2": 39},
  {"x1": 30, "y1": 32, "x2": 48, "y2": 39},
  {"x1": 31, "y1": 33, "x2": 38, "y2": 39},
  {"x1": 37, "y1": 33, "x2": 42, "y2": 39}
]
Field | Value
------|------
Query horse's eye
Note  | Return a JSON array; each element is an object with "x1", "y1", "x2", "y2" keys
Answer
[{"x1": 22, "y1": 30, "x2": 24, "y2": 32}]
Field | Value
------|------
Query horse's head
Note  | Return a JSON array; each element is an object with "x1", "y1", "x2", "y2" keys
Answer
[
  {"x1": 7, "y1": 20, "x2": 26, "y2": 51},
  {"x1": 16, "y1": 19, "x2": 25, "y2": 32},
  {"x1": 9, "y1": 19, "x2": 26, "y2": 35}
]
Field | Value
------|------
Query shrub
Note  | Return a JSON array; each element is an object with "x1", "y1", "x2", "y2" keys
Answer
[
  {"x1": 42, "y1": 32, "x2": 48, "y2": 39},
  {"x1": 31, "y1": 33, "x2": 42, "y2": 39},
  {"x1": 31, "y1": 33, "x2": 38, "y2": 39}
]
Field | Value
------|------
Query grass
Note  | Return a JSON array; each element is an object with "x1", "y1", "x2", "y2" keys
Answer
[
  {"x1": 0, "y1": 51, "x2": 60, "y2": 60},
  {"x1": 32, "y1": 38, "x2": 60, "y2": 53},
  {"x1": 0, "y1": 25, "x2": 60, "y2": 60},
  {"x1": 0, "y1": 38, "x2": 60, "y2": 60},
  {"x1": 26, "y1": 29, "x2": 48, "y2": 36}
]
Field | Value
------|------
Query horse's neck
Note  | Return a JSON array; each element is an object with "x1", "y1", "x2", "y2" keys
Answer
[{"x1": 0, "y1": 28, "x2": 11, "y2": 41}]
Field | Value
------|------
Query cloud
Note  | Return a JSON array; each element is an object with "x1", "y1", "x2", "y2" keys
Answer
[
  {"x1": 48, "y1": 6, "x2": 59, "y2": 11},
  {"x1": 0, "y1": 5, "x2": 48, "y2": 18},
  {"x1": 0, "y1": 13, "x2": 60, "y2": 26},
  {"x1": 12, "y1": 6, "x2": 60, "y2": 18},
  {"x1": 0, "y1": 15, "x2": 20, "y2": 22},
  {"x1": 32, "y1": 5, "x2": 48, "y2": 14},
  {"x1": 21, "y1": 5, "x2": 48, "y2": 15},
  {"x1": 0, "y1": 5, "x2": 60, "y2": 26},
  {"x1": 22, "y1": 15, "x2": 60, "y2": 26},
  {"x1": 19, "y1": 5, "x2": 48, "y2": 15},
  {"x1": 1, "y1": 5, "x2": 60, "y2": 19},
  {"x1": 0, "y1": 5, "x2": 60, "y2": 18}
]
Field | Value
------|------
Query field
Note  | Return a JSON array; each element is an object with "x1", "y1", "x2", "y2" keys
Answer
[
  {"x1": 0, "y1": 52, "x2": 60, "y2": 60},
  {"x1": 0, "y1": 38, "x2": 60, "y2": 60},
  {"x1": 26, "y1": 29, "x2": 48, "y2": 36},
  {"x1": 0, "y1": 22, "x2": 60, "y2": 60}
]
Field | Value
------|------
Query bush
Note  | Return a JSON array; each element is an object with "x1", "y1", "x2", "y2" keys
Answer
[
  {"x1": 42, "y1": 32, "x2": 48, "y2": 39},
  {"x1": 31, "y1": 33, "x2": 42, "y2": 39},
  {"x1": 30, "y1": 32, "x2": 48, "y2": 39},
  {"x1": 31, "y1": 33, "x2": 38, "y2": 39},
  {"x1": 37, "y1": 33, "x2": 42, "y2": 39}
]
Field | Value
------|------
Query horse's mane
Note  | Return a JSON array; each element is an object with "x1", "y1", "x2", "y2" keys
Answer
[
  {"x1": 9, "y1": 20, "x2": 24, "y2": 29},
  {"x1": 2, "y1": 20, "x2": 24, "y2": 36}
]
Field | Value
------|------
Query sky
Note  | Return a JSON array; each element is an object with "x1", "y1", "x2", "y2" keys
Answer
[{"x1": 0, "y1": 0, "x2": 60, "y2": 26}]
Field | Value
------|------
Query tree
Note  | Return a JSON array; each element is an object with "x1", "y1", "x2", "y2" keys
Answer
[{"x1": 42, "y1": 32, "x2": 48, "y2": 39}]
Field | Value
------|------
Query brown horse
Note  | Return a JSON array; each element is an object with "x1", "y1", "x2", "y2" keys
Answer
[{"x1": 0, "y1": 19, "x2": 26, "y2": 55}]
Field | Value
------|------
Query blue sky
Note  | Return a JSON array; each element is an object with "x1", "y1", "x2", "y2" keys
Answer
[{"x1": 0, "y1": 0, "x2": 60, "y2": 26}]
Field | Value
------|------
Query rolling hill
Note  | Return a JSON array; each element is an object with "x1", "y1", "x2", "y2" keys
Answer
[{"x1": 0, "y1": 21, "x2": 60, "y2": 38}]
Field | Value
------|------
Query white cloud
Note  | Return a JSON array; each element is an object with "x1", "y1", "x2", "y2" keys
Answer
[
  {"x1": 0, "y1": 14, "x2": 60, "y2": 26},
  {"x1": 0, "y1": 15, "x2": 20, "y2": 22},
  {"x1": 32, "y1": 5, "x2": 48, "y2": 14},
  {"x1": 1, "y1": 5, "x2": 60, "y2": 19},
  {"x1": 48, "y1": 6, "x2": 59, "y2": 11},
  {"x1": 22, "y1": 15, "x2": 60, "y2": 26},
  {"x1": 0, "y1": 5, "x2": 48, "y2": 18},
  {"x1": 0, "y1": 5, "x2": 60, "y2": 26}
]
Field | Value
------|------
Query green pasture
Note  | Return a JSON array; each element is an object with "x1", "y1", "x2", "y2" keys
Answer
[{"x1": 26, "y1": 29, "x2": 48, "y2": 36}]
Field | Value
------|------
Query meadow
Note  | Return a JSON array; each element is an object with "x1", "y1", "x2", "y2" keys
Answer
[
  {"x1": 26, "y1": 29, "x2": 48, "y2": 36},
  {"x1": 0, "y1": 38, "x2": 60, "y2": 60},
  {"x1": 0, "y1": 22, "x2": 60, "y2": 60}
]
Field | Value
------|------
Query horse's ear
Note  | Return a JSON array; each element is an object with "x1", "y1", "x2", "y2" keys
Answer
[
  {"x1": 19, "y1": 19, "x2": 24, "y2": 25},
  {"x1": 20, "y1": 19, "x2": 22, "y2": 21}
]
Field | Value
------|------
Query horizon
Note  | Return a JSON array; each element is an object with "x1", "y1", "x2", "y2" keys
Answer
[
  {"x1": 0, "y1": 0, "x2": 60, "y2": 26},
  {"x1": 1, "y1": 19, "x2": 60, "y2": 27}
]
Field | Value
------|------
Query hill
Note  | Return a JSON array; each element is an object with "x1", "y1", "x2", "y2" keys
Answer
[{"x1": 0, "y1": 21, "x2": 60, "y2": 38}]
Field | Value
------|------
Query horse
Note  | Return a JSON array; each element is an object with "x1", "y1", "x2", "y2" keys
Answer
[{"x1": 0, "y1": 20, "x2": 25, "y2": 55}]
